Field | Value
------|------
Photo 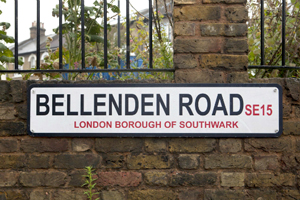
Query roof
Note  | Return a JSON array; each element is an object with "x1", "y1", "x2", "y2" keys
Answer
[{"x1": 10, "y1": 33, "x2": 60, "y2": 56}]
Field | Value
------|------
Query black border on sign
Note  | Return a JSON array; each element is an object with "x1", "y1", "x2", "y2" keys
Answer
[{"x1": 27, "y1": 83, "x2": 283, "y2": 138}]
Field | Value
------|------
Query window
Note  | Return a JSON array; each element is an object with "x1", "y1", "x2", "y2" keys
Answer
[{"x1": 28, "y1": 54, "x2": 36, "y2": 69}]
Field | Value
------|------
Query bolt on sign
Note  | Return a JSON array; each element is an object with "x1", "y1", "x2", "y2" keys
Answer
[{"x1": 27, "y1": 84, "x2": 282, "y2": 137}]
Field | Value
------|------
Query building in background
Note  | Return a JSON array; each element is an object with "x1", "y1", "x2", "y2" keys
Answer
[{"x1": 7, "y1": 22, "x2": 61, "y2": 79}]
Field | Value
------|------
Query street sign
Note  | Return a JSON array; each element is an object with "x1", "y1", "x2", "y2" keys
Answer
[{"x1": 27, "y1": 84, "x2": 282, "y2": 137}]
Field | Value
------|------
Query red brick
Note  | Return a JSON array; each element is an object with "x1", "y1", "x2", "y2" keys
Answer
[{"x1": 96, "y1": 172, "x2": 142, "y2": 187}]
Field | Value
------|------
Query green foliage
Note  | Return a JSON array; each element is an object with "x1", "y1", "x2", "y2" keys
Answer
[
  {"x1": 112, "y1": 12, "x2": 173, "y2": 80},
  {"x1": 248, "y1": 0, "x2": 300, "y2": 78},
  {"x1": 46, "y1": 0, "x2": 119, "y2": 80},
  {"x1": 82, "y1": 166, "x2": 99, "y2": 200},
  {"x1": 0, "y1": 0, "x2": 23, "y2": 80}
]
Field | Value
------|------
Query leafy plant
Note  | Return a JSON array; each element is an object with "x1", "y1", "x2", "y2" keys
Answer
[
  {"x1": 82, "y1": 166, "x2": 99, "y2": 200},
  {"x1": 0, "y1": 0, "x2": 23, "y2": 80},
  {"x1": 46, "y1": 0, "x2": 120, "y2": 80},
  {"x1": 248, "y1": 0, "x2": 300, "y2": 78}
]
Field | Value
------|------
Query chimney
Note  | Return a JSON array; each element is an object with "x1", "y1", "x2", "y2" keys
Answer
[{"x1": 30, "y1": 21, "x2": 46, "y2": 39}]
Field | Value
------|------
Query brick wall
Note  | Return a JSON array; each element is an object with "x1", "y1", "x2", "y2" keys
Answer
[
  {"x1": 1, "y1": 0, "x2": 300, "y2": 199},
  {"x1": 0, "y1": 78, "x2": 300, "y2": 200}
]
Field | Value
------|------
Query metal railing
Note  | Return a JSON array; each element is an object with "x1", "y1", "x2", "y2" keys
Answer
[
  {"x1": 248, "y1": 0, "x2": 300, "y2": 71},
  {"x1": 4, "y1": 0, "x2": 174, "y2": 74}
]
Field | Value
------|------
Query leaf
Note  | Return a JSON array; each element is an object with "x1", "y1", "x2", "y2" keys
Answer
[
  {"x1": 0, "y1": 33, "x2": 14, "y2": 43},
  {"x1": 0, "y1": 22, "x2": 10, "y2": 29},
  {"x1": 86, "y1": 35, "x2": 104, "y2": 43}
]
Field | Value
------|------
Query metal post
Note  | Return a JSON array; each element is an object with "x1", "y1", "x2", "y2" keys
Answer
[
  {"x1": 37, "y1": 0, "x2": 40, "y2": 69},
  {"x1": 14, "y1": 0, "x2": 18, "y2": 70},
  {"x1": 104, "y1": 0, "x2": 108, "y2": 69},
  {"x1": 59, "y1": 0, "x2": 63, "y2": 69},
  {"x1": 261, "y1": 0, "x2": 265, "y2": 65},
  {"x1": 118, "y1": 0, "x2": 121, "y2": 66},
  {"x1": 126, "y1": 0, "x2": 130, "y2": 69},
  {"x1": 149, "y1": 0, "x2": 153, "y2": 69},
  {"x1": 81, "y1": 0, "x2": 85, "y2": 68},
  {"x1": 282, "y1": 0, "x2": 286, "y2": 66}
]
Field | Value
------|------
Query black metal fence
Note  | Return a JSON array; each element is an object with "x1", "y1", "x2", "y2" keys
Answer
[
  {"x1": 4, "y1": 0, "x2": 174, "y2": 74},
  {"x1": 248, "y1": 0, "x2": 300, "y2": 71}
]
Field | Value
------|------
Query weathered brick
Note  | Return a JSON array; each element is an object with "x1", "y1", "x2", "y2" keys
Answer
[
  {"x1": 175, "y1": 69, "x2": 225, "y2": 83},
  {"x1": 205, "y1": 155, "x2": 252, "y2": 169},
  {"x1": 96, "y1": 172, "x2": 142, "y2": 187},
  {"x1": 296, "y1": 137, "x2": 300, "y2": 152},
  {"x1": 102, "y1": 191, "x2": 124, "y2": 200},
  {"x1": 174, "y1": 54, "x2": 197, "y2": 69},
  {"x1": 224, "y1": 39, "x2": 248, "y2": 53},
  {"x1": 169, "y1": 138, "x2": 216, "y2": 153},
  {"x1": 72, "y1": 138, "x2": 93, "y2": 152},
  {"x1": 203, "y1": 0, "x2": 246, "y2": 3},
  {"x1": 170, "y1": 172, "x2": 217, "y2": 186},
  {"x1": 102, "y1": 154, "x2": 124, "y2": 169},
  {"x1": 254, "y1": 155, "x2": 279, "y2": 171},
  {"x1": 10, "y1": 81, "x2": 25, "y2": 103},
  {"x1": 0, "y1": 81, "x2": 10, "y2": 102},
  {"x1": 0, "y1": 105, "x2": 16, "y2": 120},
  {"x1": 128, "y1": 190, "x2": 176, "y2": 200},
  {"x1": 283, "y1": 121, "x2": 300, "y2": 135},
  {"x1": 174, "y1": 38, "x2": 222, "y2": 53},
  {"x1": 281, "y1": 153, "x2": 300, "y2": 172},
  {"x1": 282, "y1": 190, "x2": 300, "y2": 200},
  {"x1": 283, "y1": 104, "x2": 292, "y2": 118},
  {"x1": 0, "y1": 122, "x2": 25, "y2": 136},
  {"x1": 127, "y1": 154, "x2": 173, "y2": 169},
  {"x1": 0, "y1": 192, "x2": 5, "y2": 200},
  {"x1": 200, "y1": 24, "x2": 247, "y2": 36},
  {"x1": 20, "y1": 171, "x2": 67, "y2": 187},
  {"x1": 30, "y1": 190, "x2": 51, "y2": 200},
  {"x1": 0, "y1": 172, "x2": 18, "y2": 187},
  {"x1": 199, "y1": 55, "x2": 247, "y2": 71},
  {"x1": 20, "y1": 138, "x2": 69, "y2": 153},
  {"x1": 145, "y1": 139, "x2": 167, "y2": 152},
  {"x1": 178, "y1": 154, "x2": 199, "y2": 169},
  {"x1": 178, "y1": 190, "x2": 203, "y2": 200},
  {"x1": 15, "y1": 104, "x2": 27, "y2": 119},
  {"x1": 0, "y1": 139, "x2": 18, "y2": 153},
  {"x1": 286, "y1": 78, "x2": 300, "y2": 101},
  {"x1": 225, "y1": 7, "x2": 248, "y2": 22},
  {"x1": 174, "y1": 0, "x2": 197, "y2": 4},
  {"x1": 144, "y1": 171, "x2": 168, "y2": 186},
  {"x1": 204, "y1": 189, "x2": 246, "y2": 200},
  {"x1": 52, "y1": 190, "x2": 86, "y2": 200},
  {"x1": 246, "y1": 173, "x2": 295, "y2": 187},
  {"x1": 4, "y1": 190, "x2": 28, "y2": 200},
  {"x1": 174, "y1": 6, "x2": 221, "y2": 21},
  {"x1": 95, "y1": 138, "x2": 143, "y2": 153},
  {"x1": 68, "y1": 170, "x2": 86, "y2": 187},
  {"x1": 227, "y1": 72, "x2": 249, "y2": 83},
  {"x1": 244, "y1": 137, "x2": 294, "y2": 152},
  {"x1": 0, "y1": 155, "x2": 26, "y2": 169},
  {"x1": 27, "y1": 155, "x2": 50, "y2": 169},
  {"x1": 295, "y1": 105, "x2": 300, "y2": 118},
  {"x1": 174, "y1": 23, "x2": 195, "y2": 36},
  {"x1": 219, "y1": 139, "x2": 242, "y2": 153},
  {"x1": 246, "y1": 189, "x2": 277, "y2": 200},
  {"x1": 221, "y1": 172, "x2": 245, "y2": 187},
  {"x1": 54, "y1": 154, "x2": 100, "y2": 169}
]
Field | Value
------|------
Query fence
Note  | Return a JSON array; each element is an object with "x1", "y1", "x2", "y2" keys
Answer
[
  {"x1": 3, "y1": 0, "x2": 174, "y2": 75},
  {"x1": 248, "y1": 0, "x2": 300, "y2": 71}
]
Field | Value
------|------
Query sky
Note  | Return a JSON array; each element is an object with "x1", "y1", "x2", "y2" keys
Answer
[{"x1": 0, "y1": 0, "x2": 148, "y2": 42}]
